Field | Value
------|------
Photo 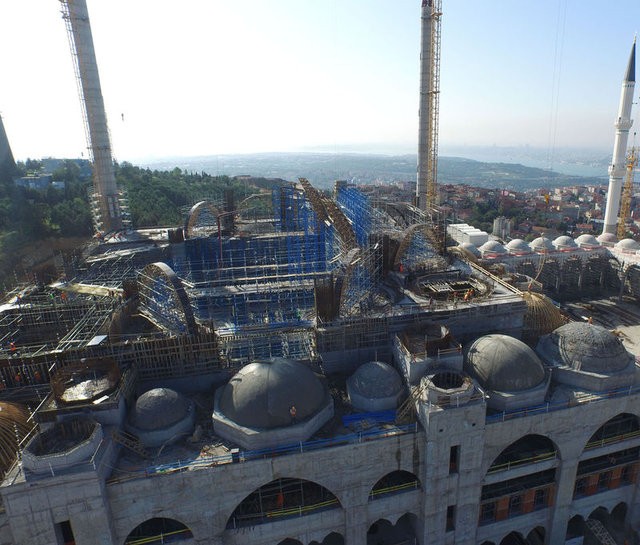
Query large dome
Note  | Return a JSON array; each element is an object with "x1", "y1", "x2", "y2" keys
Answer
[
  {"x1": 459, "y1": 242, "x2": 481, "y2": 257},
  {"x1": 536, "y1": 322, "x2": 633, "y2": 374},
  {"x1": 553, "y1": 235, "x2": 578, "y2": 250},
  {"x1": 130, "y1": 388, "x2": 191, "y2": 431},
  {"x1": 348, "y1": 361, "x2": 402, "y2": 398},
  {"x1": 575, "y1": 234, "x2": 600, "y2": 247},
  {"x1": 615, "y1": 238, "x2": 640, "y2": 251},
  {"x1": 478, "y1": 240, "x2": 507, "y2": 254},
  {"x1": 465, "y1": 334, "x2": 545, "y2": 392},
  {"x1": 219, "y1": 358, "x2": 327, "y2": 429},
  {"x1": 597, "y1": 232, "x2": 617, "y2": 244},
  {"x1": 506, "y1": 239, "x2": 531, "y2": 253},
  {"x1": 530, "y1": 237, "x2": 554, "y2": 252}
]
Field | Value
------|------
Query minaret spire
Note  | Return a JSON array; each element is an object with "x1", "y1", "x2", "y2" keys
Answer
[{"x1": 602, "y1": 39, "x2": 636, "y2": 236}]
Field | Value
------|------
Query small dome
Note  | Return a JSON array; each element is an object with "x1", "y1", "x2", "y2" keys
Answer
[
  {"x1": 465, "y1": 334, "x2": 545, "y2": 392},
  {"x1": 575, "y1": 234, "x2": 600, "y2": 246},
  {"x1": 478, "y1": 240, "x2": 507, "y2": 254},
  {"x1": 530, "y1": 237, "x2": 555, "y2": 251},
  {"x1": 597, "y1": 232, "x2": 617, "y2": 244},
  {"x1": 130, "y1": 388, "x2": 191, "y2": 431},
  {"x1": 536, "y1": 322, "x2": 633, "y2": 374},
  {"x1": 459, "y1": 242, "x2": 481, "y2": 257},
  {"x1": 553, "y1": 235, "x2": 578, "y2": 249},
  {"x1": 615, "y1": 238, "x2": 640, "y2": 251},
  {"x1": 219, "y1": 358, "x2": 326, "y2": 429},
  {"x1": 348, "y1": 362, "x2": 402, "y2": 398},
  {"x1": 506, "y1": 239, "x2": 531, "y2": 253}
]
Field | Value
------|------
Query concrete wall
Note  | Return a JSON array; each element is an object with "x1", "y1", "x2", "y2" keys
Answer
[{"x1": 2, "y1": 391, "x2": 640, "y2": 545}]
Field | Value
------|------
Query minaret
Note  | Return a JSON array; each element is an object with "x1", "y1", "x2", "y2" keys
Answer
[
  {"x1": 0, "y1": 114, "x2": 17, "y2": 183},
  {"x1": 602, "y1": 39, "x2": 636, "y2": 236},
  {"x1": 416, "y1": 0, "x2": 442, "y2": 212},
  {"x1": 60, "y1": 0, "x2": 122, "y2": 233}
]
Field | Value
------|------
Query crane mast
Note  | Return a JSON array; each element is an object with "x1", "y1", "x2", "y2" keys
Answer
[
  {"x1": 617, "y1": 147, "x2": 637, "y2": 239},
  {"x1": 417, "y1": 0, "x2": 442, "y2": 212}
]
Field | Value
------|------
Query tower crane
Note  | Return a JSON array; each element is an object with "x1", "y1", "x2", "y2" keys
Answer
[{"x1": 617, "y1": 147, "x2": 637, "y2": 240}]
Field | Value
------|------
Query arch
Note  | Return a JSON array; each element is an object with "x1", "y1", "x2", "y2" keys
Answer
[
  {"x1": 526, "y1": 526, "x2": 545, "y2": 545},
  {"x1": 124, "y1": 517, "x2": 193, "y2": 544},
  {"x1": 566, "y1": 514, "x2": 585, "y2": 540},
  {"x1": 499, "y1": 532, "x2": 526, "y2": 545},
  {"x1": 367, "y1": 514, "x2": 418, "y2": 545},
  {"x1": 393, "y1": 223, "x2": 428, "y2": 268},
  {"x1": 184, "y1": 200, "x2": 219, "y2": 239},
  {"x1": 226, "y1": 477, "x2": 341, "y2": 529},
  {"x1": 277, "y1": 540, "x2": 303, "y2": 545},
  {"x1": 309, "y1": 532, "x2": 345, "y2": 545},
  {"x1": 137, "y1": 262, "x2": 196, "y2": 335},
  {"x1": 369, "y1": 470, "x2": 421, "y2": 501},
  {"x1": 611, "y1": 502, "x2": 627, "y2": 522},
  {"x1": 488, "y1": 434, "x2": 558, "y2": 473},
  {"x1": 585, "y1": 413, "x2": 640, "y2": 450}
]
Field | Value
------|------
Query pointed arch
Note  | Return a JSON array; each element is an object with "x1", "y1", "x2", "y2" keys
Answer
[
  {"x1": 226, "y1": 477, "x2": 341, "y2": 529},
  {"x1": 585, "y1": 413, "x2": 640, "y2": 450},
  {"x1": 124, "y1": 517, "x2": 193, "y2": 544},
  {"x1": 137, "y1": 262, "x2": 196, "y2": 334},
  {"x1": 367, "y1": 514, "x2": 418, "y2": 545},
  {"x1": 499, "y1": 531, "x2": 526, "y2": 545},
  {"x1": 309, "y1": 532, "x2": 345, "y2": 545},
  {"x1": 369, "y1": 470, "x2": 421, "y2": 501},
  {"x1": 184, "y1": 201, "x2": 219, "y2": 239},
  {"x1": 488, "y1": 434, "x2": 557, "y2": 474}
]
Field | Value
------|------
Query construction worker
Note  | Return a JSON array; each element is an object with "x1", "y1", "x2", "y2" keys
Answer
[{"x1": 289, "y1": 405, "x2": 297, "y2": 424}]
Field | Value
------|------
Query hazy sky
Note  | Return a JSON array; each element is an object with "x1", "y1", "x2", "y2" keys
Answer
[{"x1": 1, "y1": 1, "x2": 639, "y2": 162}]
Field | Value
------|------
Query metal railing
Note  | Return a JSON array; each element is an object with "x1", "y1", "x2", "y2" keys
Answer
[
  {"x1": 487, "y1": 384, "x2": 640, "y2": 424},
  {"x1": 108, "y1": 423, "x2": 418, "y2": 484}
]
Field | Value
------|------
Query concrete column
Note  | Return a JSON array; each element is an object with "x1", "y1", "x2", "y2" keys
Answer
[
  {"x1": 345, "y1": 505, "x2": 368, "y2": 545},
  {"x1": 547, "y1": 459, "x2": 578, "y2": 545}
]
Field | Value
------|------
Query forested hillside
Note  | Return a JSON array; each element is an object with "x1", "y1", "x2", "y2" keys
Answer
[{"x1": 0, "y1": 161, "x2": 278, "y2": 287}]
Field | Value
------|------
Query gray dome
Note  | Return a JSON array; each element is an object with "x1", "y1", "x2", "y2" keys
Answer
[
  {"x1": 575, "y1": 234, "x2": 600, "y2": 246},
  {"x1": 130, "y1": 388, "x2": 191, "y2": 431},
  {"x1": 478, "y1": 240, "x2": 507, "y2": 254},
  {"x1": 506, "y1": 239, "x2": 531, "y2": 253},
  {"x1": 459, "y1": 242, "x2": 481, "y2": 257},
  {"x1": 553, "y1": 235, "x2": 578, "y2": 249},
  {"x1": 465, "y1": 334, "x2": 545, "y2": 392},
  {"x1": 530, "y1": 237, "x2": 554, "y2": 251},
  {"x1": 536, "y1": 322, "x2": 633, "y2": 374},
  {"x1": 615, "y1": 238, "x2": 640, "y2": 251},
  {"x1": 347, "y1": 361, "x2": 402, "y2": 398},
  {"x1": 597, "y1": 232, "x2": 617, "y2": 244},
  {"x1": 219, "y1": 358, "x2": 326, "y2": 429}
]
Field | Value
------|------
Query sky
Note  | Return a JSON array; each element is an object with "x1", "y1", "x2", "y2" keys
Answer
[{"x1": 1, "y1": 1, "x2": 639, "y2": 162}]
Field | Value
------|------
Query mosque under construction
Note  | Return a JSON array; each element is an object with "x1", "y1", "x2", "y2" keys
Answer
[{"x1": 0, "y1": 1, "x2": 639, "y2": 545}]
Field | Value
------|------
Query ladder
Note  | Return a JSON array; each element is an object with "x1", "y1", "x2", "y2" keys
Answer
[
  {"x1": 585, "y1": 518, "x2": 618, "y2": 545},
  {"x1": 111, "y1": 430, "x2": 150, "y2": 459}
]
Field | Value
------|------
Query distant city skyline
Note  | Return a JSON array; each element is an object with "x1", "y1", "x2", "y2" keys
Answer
[{"x1": 1, "y1": 1, "x2": 639, "y2": 164}]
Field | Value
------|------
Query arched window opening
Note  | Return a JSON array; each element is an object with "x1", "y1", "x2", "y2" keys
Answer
[
  {"x1": 574, "y1": 447, "x2": 639, "y2": 499},
  {"x1": 499, "y1": 532, "x2": 526, "y2": 545},
  {"x1": 277, "y1": 540, "x2": 302, "y2": 545},
  {"x1": 125, "y1": 518, "x2": 193, "y2": 545},
  {"x1": 226, "y1": 478, "x2": 340, "y2": 529},
  {"x1": 488, "y1": 435, "x2": 557, "y2": 473},
  {"x1": 309, "y1": 532, "x2": 344, "y2": 545},
  {"x1": 367, "y1": 514, "x2": 418, "y2": 545},
  {"x1": 566, "y1": 515, "x2": 585, "y2": 540},
  {"x1": 480, "y1": 469, "x2": 555, "y2": 525},
  {"x1": 369, "y1": 470, "x2": 421, "y2": 501},
  {"x1": 526, "y1": 526, "x2": 545, "y2": 545},
  {"x1": 586, "y1": 413, "x2": 640, "y2": 450}
]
